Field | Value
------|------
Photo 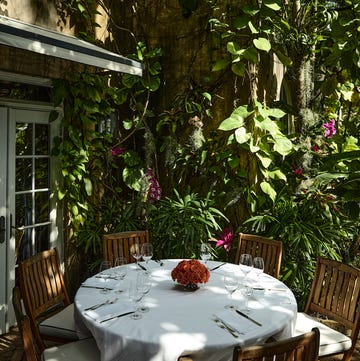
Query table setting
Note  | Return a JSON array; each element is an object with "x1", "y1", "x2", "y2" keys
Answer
[{"x1": 74, "y1": 255, "x2": 297, "y2": 361}]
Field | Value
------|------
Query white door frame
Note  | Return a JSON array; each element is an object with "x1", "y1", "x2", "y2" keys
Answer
[{"x1": 0, "y1": 100, "x2": 62, "y2": 334}]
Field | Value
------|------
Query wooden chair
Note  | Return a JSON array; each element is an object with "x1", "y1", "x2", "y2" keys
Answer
[
  {"x1": 233, "y1": 327, "x2": 320, "y2": 361},
  {"x1": 18, "y1": 248, "x2": 78, "y2": 351},
  {"x1": 234, "y1": 233, "x2": 283, "y2": 278},
  {"x1": 295, "y1": 257, "x2": 360, "y2": 361},
  {"x1": 103, "y1": 230, "x2": 149, "y2": 265},
  {"x1": 13, "y1": 287, "x2": 100, "y2": 361}
]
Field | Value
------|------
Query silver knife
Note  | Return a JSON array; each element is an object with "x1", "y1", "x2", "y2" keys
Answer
[
  {"x1": 235, "y1": 309, "x2": 262, "y2": 326},
  {"x1": 100, "y1": 311, "x2": 135, "y2": 323},
  {"x1": 210, "y1": 262, "x2": 226, "y2": 271},
  {"x1": 138, "y1": 263, "x2": 147, "y2": 271}
]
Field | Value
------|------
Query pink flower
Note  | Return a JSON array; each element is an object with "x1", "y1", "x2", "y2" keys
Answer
[
  {"x1": 292, "y1": 165, "x2": 303, "y2": 176},
  {"x1": 146, "y1": 168, "x2": 162, "y2": 203},
  {"x1": 322, "y1": 119, "x2": 336, "y2": 138},
  {"x1": 110, "y1": 146, "x2": 126, "y2": 157},
  {"x1": 312, "y1": 145, "x2": 319, "y2": 152},
  {"x1": 215, "y1": 228, "x2": 234, "y2": 252}
]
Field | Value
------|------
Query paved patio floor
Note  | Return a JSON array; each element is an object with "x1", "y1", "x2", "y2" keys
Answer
[{"x1": 1, "y1": 325, "x2": 360, "y2": 360}]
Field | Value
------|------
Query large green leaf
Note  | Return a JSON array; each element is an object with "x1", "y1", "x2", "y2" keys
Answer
[
  {"x1": 253, "y1": 38, "x2": 271, "y2": 52},
  {"x1": 256, "y1": 153, "x2": 272, "y2": 168},
  {"x1": 260, "y1": 181, "x2": 276, "y2": 201},
  {"x1": 263, "y1": 0, "x2": 281, "y2": 11},
  {"x1": 218, "y1": 116, "x2": 244, "y2": 131},
  {"x1": 227, "y1": 41, "x2": 244, "y2": 55},
  {"x1": 212, "y1": 59, "x2": 230, "y2": 71},
  {"x1": 231, "y1": 62, "x2": 246, "y2": 76},
  {"x1": 235, "y1": 127, "x2": 251, "y2": 144},
  {"x1": 273, "y1": 135, "x2": 293, "y2": 156}
]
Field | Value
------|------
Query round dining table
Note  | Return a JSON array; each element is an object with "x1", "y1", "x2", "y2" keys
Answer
[{"x1": 74, "y1": 259, "x2": 297, "y2": 361}]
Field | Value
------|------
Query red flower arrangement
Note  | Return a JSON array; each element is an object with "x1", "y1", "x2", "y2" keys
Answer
[{"x1": 171, "y1": 259, "x2": 210, "y2": 286}]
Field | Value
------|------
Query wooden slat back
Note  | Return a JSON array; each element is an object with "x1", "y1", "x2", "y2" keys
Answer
[
  {"x1": 103, "y1": 230, "x2": 149, "y2": 265},
  {"x1": 234, "y1": 233, "x2": 283, "y2": 278},
  {"x1": 12, "y1": 287, "x2": 42, "y2": 360},
  {"x1": 233, "y1": 327, "x2": 320, "y2": 361},
  {"x1": 18, "y1": 248, "x2": 70, "y2": 322},
  {"x1": 306, "y1": 257, "x2": 360, "y2": 339}
]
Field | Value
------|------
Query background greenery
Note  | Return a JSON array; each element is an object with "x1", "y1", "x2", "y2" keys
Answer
[{"x1": 52, "y1": 0, "x2": 360, "y2": 306}]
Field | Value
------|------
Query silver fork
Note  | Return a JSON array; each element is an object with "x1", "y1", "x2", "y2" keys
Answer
[
  {"x1": 212, "y1": 317, "x2": 242, "y2": 337},
  {"x1": 85, "y1": 298, "x2": 118, "y2": 311}
]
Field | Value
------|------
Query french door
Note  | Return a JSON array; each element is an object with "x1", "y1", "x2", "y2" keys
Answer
[{"x1": 0, "y1": 103, "x2": 61, "y2": 333}]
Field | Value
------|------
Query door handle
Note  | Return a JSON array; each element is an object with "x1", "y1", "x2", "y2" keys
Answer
[{"x1": 0, "y1": 216, "x2": 5, "y2": 244}]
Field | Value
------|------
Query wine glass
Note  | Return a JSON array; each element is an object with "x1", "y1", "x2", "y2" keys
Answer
[
  {"x1": 99, "y1": 260, "x2": 112, "y2": 294},
  {"x1": 253, "y1": 257, "x2": 264, "y2": 280},
  {"x1": 200, "y1": 243, "x2": 211, "y2": 265},
  {"x1": 223, "y1": 273, "x2": 238, "y2": 309},
  {"x1": 141, "y1": 243, "x2": 154, "y2": 270},
  {"x1": 239, "y1": 254, "x2": 253, "y2": 282},
  {"x1": 131, "y1": 242, "x2": 142, "y2": 270},
  {"x1": 114, "y1": 257, "x2": 128, "y2": 293},
  {"x1": 129, "y1": 281, "x2": 144, "y2": 320},
  {"x1": 137, "y1": 273, "x2": 152, "y2": 313}
]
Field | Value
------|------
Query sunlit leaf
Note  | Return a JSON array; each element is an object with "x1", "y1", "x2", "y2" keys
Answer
[{"x1": 253, "y1": 38, "x2": 271, "y2": 52}]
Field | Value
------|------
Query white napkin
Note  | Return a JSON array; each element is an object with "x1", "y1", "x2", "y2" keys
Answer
[
  {"x1": 82, "y1": 276, "x2": 118, "y2": 290},
  {"x1": 85, "y1": 301, "x2": 135, "y2": 322},
  {"x1": 214, "y1": 309, "x2": 259, "y2": 334}
]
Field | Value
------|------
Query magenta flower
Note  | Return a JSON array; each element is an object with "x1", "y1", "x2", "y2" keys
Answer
[
  {"x1": 146, "y1": 168, "x2": 162, "y2": 203},
  {"x1": 312, "y1": 145, "x2": 319, "y2": 153},
  {"x1": 110, "y1": 146, "x2": 126, "y2": 157},
  {"x1": 215, "y1": 228, "x2": 234, "y2": 252},
  {"x1": 292, "y1": 165, "x2": 303, "y2": 177},
  {"x1": 322, "y1": 119, "x2": 336, "y2": 138}
]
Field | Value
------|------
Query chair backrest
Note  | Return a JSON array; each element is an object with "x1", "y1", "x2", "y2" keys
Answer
[
  {"x1": 18, "y1": 248, "x2": 70, "y2": 328},
  {"x1": 305, "y1": 257, "x2": 360, "y2": 356},
  {"x1": 234, "y1": 233, "x2": 283, "y2": 278},
  {"x1": 233, "y1": 327, "x2": 320, "y2": 361},
  {"x1": 12, "y1": 287, "x2": 41, "y2": 361},
  {"x1": 103, "y1": 230, "x2": 149, "y2": 265}
]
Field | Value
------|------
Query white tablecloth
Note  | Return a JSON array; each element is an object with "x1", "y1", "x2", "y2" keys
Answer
[{"x1": 74, "y1": 260, "x2": 297, "y2": 361}]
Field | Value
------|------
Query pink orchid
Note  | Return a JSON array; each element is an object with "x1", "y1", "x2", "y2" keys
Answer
[
  {"x1": 110, "y1": 146, "x2": 126, "y2": 157},
  {"x1": 322, "y1": 119, "x2": 336, "y2": 138},
  {"x1": 215, "y1": 228, "x2": 234, "y2": 252}
]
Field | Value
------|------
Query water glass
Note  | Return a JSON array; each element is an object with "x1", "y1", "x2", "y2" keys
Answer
[
  {"x1": 223, "y1": 273, "x2": 238, "y2": 309},
  {"x1": 239, "y1": 254, "x2": 253, "y2": 281},
  {"x1": 114, "y1": 257, "x2": 128, "y2": 293},
  {"x1": 99, "y1": 260, "x2": 112, "y2": 294},
  {"x1": 141, "y1": 243, "x2": 154, "y2": 268},
  {"x1": 200, "y1": 243, "x2": 211, "y2": 264}
]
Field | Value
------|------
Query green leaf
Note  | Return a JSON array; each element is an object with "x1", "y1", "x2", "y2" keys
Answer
[
  {"x1": 260, "y1": 181, "x2": 276, "y2": 201},
  {"x1": 243, "y1": 47, "x2": 259, "y2": 63},
  {"x1": 122, "y1": 167, "x2": 142, "y2": 191},
  {"x1": 212, "y1": 59, "x2": 230, "y2": 71},
  {"x1": 253, "y1": 38, "x2": 271, "y2": 52},
  {"x1": 235, "y1": 127, "x2": 251, "y2": 144},
  {"x1": 227, "y1": 41, "x2": 243, "y2": 55},
  {"x1": 233, "y1": 16, "x2": 250, "y2": 30},
  {"x1": 202, "y1": 92, "x2": 212, "y2": 102},
  {"x1": 256, "y1": 153, "x2": 272, "y2": 168},
  {"x1": 268, "y1": 168, "x2": 287, "y2": 181},
  {"x1": 84, "y1": 178, "x2": 92, "y2": 196},
  {"x1": 231, "y1": 62, "x2": 246, "y2": 76},
  {"x1": 218, "y1": 115, "x2": 244, "y2": 131},
  {"x1": 248, "y1": 21, "x2": 259, "y2": 34},
  {"x1": 243, "y1": 5, "x2": 260, "y2": 16},
  {"x1": 263, "y1": 0, "x2": 281, "y2": 11},
  {"x1": 273, "y1": 135, "x2": 293, "y2": 156}
]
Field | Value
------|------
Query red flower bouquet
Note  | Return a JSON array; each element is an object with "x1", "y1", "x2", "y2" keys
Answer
[{"x1": 171, "y1": 259, "x2": 210, "y2": 286}]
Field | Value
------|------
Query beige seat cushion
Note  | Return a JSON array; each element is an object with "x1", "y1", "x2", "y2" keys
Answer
[
  {"x1": 42, "y1": 337, "x2": 100, "y2": 361},
  {"x1": 295, "y1": 312, "x2": 352, "y2": 356},
  {"x1": 39, "y1": 303, "x2": 78, "y2": 340}
]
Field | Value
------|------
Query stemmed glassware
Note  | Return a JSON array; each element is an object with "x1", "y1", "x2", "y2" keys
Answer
[
  {"x1": 99, "y1": 260, "x2": 112, "y2": 294},
  {"x1": 131, "y1": 242, "x2": 142, "y2": 270},
  {"x1": 114, "y1": 257, "x2": 128, "y2": 293},
  {"x1": 200, "y1": 243, "x2": 211, "y2": 265},
  {"x1": 137, "y1": 272, "x2": 152, "y2": 313},
  {"x1": 240, "y1": 284, "x2": 254, "y2": 314},
  {"x1": 253, "y1": 257, "x2": 264, "y2": 281},
  {"x1": 129, "y1": 281, "x2": 144, "y2": 320},
  {"x1": 239, "y1": 254, "x2": 253, "y2": 283},
  {"x1": 223, "y1": 273, "x2": 238, "y2": 309},
  {"x1": 141, "y1": 243, "x2": 154, "y2": 270}
]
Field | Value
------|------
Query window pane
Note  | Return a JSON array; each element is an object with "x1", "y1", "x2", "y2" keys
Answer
[
  {"x1": 35, "y1": 224, "x2": 50, "y2": 253},
  {"x1": 15, "y1": 194, "x2": 32, "y2": 228},
  {"x1": 35, "y1": 191, "x2": 49, "y2": 223},
  {"x1": 35, "y1": 158, "x2": 49, "y2": 189},
  {"x1": 35, "y1": 124, "x2": 49, "y2": 155},
  {"x1": 16, "y1": 158, "x2": 32, "y2": 191},
  {"x1": 16, "y1": 123, "x2": 32, "y2": 156}
]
